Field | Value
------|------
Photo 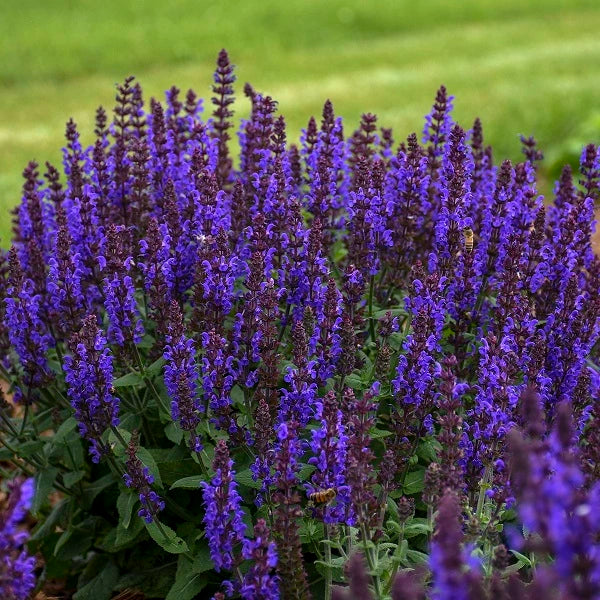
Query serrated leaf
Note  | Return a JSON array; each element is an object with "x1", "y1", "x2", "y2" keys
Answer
[
  {"x1": 314, "y1": 555, "x2": 346, "y2": 583},
  {"x1": 344, "y1": 374, "x2": 367, "y2": 390},
  {"x1": 170, "y1": 475, "x2": 203, "y2": 490},
  {"x1": 403, "y1": 469, "x2": 425, "y2": 495},
  {"x1": 191, "y1": 544, "x2": 214, "y2": 574},
  {"x1": 298, "y1": 464, "x2": 316, "y2": 481},
  {"x1": 236, "y1": 469, "x2": 262, "y2": 490},
  {"x1": 371, "y1": 428, "x2": 393, "y2": 439},
  {"x1": 145, "y1": 520, "x2": 189, "y2": 554},
  {"x1": 73, "y1": 560, "x2": 119, "y2": 600},
  {"x1": 405, "y1": 549, "x2": 429, "y2": 565},
  {"x1": 113, "y1": 372, "x2": 143, "y2": 387},
  {"x1": 417, "y1": 439, "x2": 439, "y2": 462},
  {"x1": 403, "y1": 520, "x2": 431, "y2": 538},
  {"x1": 32, "y1": 466, "x2": 58, "y2": 514}
]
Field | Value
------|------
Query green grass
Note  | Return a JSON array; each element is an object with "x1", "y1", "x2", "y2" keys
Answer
[{"x1": 1, "y1": 0, "x2": 600, "y2": 243}]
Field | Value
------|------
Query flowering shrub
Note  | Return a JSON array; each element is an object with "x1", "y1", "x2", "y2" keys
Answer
[{"x1": 1, "y1": 49, "x2": 600, "y2": 599}]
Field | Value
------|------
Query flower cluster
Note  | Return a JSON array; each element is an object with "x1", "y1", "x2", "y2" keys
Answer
[
  {"x1": 0, "y1": 49, "x2": 599, "y2": 598},
  {"x1": 123, "y1": 434, "x2": 165, "y2": 523},
  {"x1": 0, "y1": 479, "x2": 36, "y2": 600}
]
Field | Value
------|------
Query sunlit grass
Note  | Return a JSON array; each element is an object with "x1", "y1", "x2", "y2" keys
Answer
[{"x1": 1, "y1": 0, "x2": 599, "y2": 243}]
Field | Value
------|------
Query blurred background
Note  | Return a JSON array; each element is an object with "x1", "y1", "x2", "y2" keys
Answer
[{"x1": 1, "y1": 0, "x2": 599, "y2": 243}]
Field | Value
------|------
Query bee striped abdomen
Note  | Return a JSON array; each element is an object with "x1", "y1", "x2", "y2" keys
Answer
[
  {"x1": 463, "y1": 227, "x2": 474, "y2": 253},
  {"x1": 308, "y1": 488, "x2": 337, "y2": 504}
]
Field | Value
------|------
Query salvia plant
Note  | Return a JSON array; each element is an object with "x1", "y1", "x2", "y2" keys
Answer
[{"x1": 0, "y1": 49, "x2": 600, "y2": 600}]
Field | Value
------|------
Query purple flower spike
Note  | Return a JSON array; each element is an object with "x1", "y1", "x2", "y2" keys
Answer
[
  {"x1": 201, "y1": 440, "x2": 247, "y2": 572},
  {"x1": 63, "y1": 314, "x2": 119, "y2": 462}
]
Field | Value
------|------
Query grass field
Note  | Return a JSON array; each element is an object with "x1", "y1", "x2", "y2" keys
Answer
[{"x1": 1, "y1": 0, "x2": 599, "y2": 244}]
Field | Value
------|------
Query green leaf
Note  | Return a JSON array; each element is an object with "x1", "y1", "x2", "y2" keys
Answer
[
  {"x1": 403, "y1": 519, "x2": 431, "y2": 538},
  {"x1": 63, "y1": 470, "x2": 86, "y2": 488},
  {"x1": 117, "y1": 491, "x2": 138, "y2": 529},
  {"x1": 314, "y1": 555, "x2": 346, "y2": 583},
  {"x1": 0, "y1": 447, "x2": 14, "y2": 461},
  {"x1": 405, "y1": 549, "x2": 429, "y2": 565},
  {"x1": 32, "y1": 466, "x2": 59, "y2": 514},
  {"x1": 147, "y1": 356, "x2": 165, "y2": 376},
  {"x1": 53, "y1": 529, "x2": 73, "y2": 556},
  {"x1": 113, "y1": 372, "x2": 143, "y2": 387},
  {"x1": 166, "y1": 555, "x2": 208, "y2": 600},
  {"x1": 73, "y1": 560, "x2": 119, "y2": 600},
  {"x1": 235, "y1": 469, "x2": 262, "y2": 490},
  {"x1": 170, "y1": 475, "x2": 203, "y2": 490},
  {"x1": 136, "y1": 334, "x2": 156, "y2": 349},
  {"x1": 53, "y1": 417, "x2": 78, "y2": 442},
  {"x1": 230, "y1": 385, "x2": 245, "y2": 405},
  {"x1": 17, "y1": 440, "x2": 44, "y2": 458},
  {"x1": 108, "y1": 427, "x2": 132, "y2": 455},
  {"x1": 509, "y1": 550, "x2": 532, "y2": 569},
  {"x1": 164, "y1": 422, "x2": 184, "y2": 444},
  {"x1": 403, "y1": 469, "x2": 425, "y2": 495},
  {"x1": 82, "y1": 473, "x2": 117, "y2": 508},
  {"x1": 99, "y1": 517, "x2": 145, "y2": 552},
  {"x1": 298, "y1": 463, "x2": 316, "y2": 482},
  {"x1": 31, "y1": 497, "x2": 72, "y2": 541},
  {"x1": 344, "y1": 373, "x2": 368, "y2": 390},
  {"x1": 191, "y1": 544, "x2": 214, "y2": 574},
  {"x1": 137, "y1": 447, "x2": 163, "y2": 489},
  {"x1": 151, "y1": 452, "x2": 198, "y2": 486},
  {"x1": 417, "y1": 438, "x2": 439, "y2": 463},
  {"x1": 119, "y1": 412, "x2": 141, "y2": 431},
  {"x1": 145, "y1": 520, "x2": 189, "y2": 554},
  {"x1": 166, "y1": 571, "x2": 206, "y2": 600},
  {"x1": 54, "y1": 520, "x2": 95, "y2": 560},
  {"x1": 374, "y1": 308, "x2": 408, "y2": 319},
  {"x1": 371, "y1": 428, "x2": 393, "y2": 439}
]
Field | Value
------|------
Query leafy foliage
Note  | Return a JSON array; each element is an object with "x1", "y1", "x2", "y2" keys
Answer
[{"x1": 1, "y1": 50, "x2": 600, "y2": 599}]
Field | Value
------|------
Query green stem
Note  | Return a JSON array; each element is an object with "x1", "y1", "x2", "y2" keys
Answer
[
  {"x1": 368, "y1": 274, "x2": 376, "y2": 342},
  {"x1": 0, "y1": 409, "x2": 20, "y2": 437},
  {"x1": 360, "y1": 523, "x2": 382, "y2": 599},
  {"x1": 110, "y1": 426, "x2": 129, "y2": 450},
  {"x1": 19, "y1": 403, "x2": 29, "y2": 436},
  {"x1": 476, "y1": 465, "x2": 492, "y2": 521},
  {"x1": 385, "y1": 523, "x2": 405, "y2": 594},
  {"x1": 324, "y1": 524, "x2": 332, "y2": 600},
  {"x1": 131, "y1": 344, "x2": 170, "y2": 416}
]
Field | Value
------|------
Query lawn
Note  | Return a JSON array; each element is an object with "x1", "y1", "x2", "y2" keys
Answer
[{"x1": 1, "y1": 0, "x2": 599, "y2": 244}]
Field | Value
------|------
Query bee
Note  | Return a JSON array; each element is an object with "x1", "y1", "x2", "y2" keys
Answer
[
  {"x1": 308, "y1": 488, "x2": 337, "y2": 504},
  {"x1": 463, "y1": 227, "x2": 474, "y2": 253}
]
